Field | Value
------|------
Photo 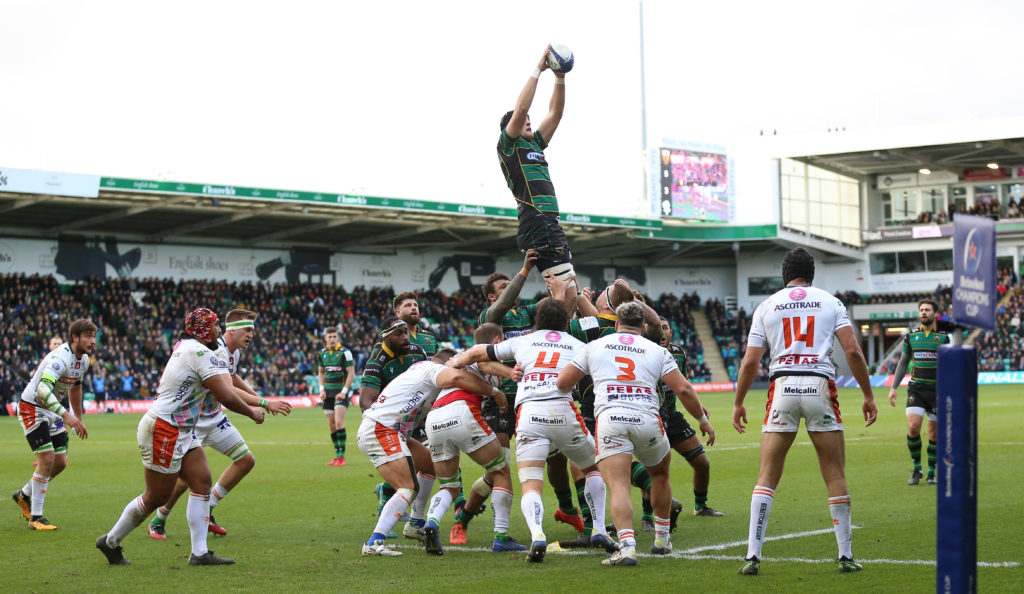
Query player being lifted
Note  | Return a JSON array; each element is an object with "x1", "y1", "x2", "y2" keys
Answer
[
  {"x1": 12, "y1": 319, "x2": 93, "y2": 530},
  {"x1": 733, "y1": 248, "x2": 877, "y2": 576},
  {"x1": 558, "y1": 301, "x2": 714, "y2": 566},
  {"x1": 356, "y1": 342, "x2": 511, "y2": 557},
  {"x1": 421, "y1": 323, "x2": 527, "y2": 555},
  {"x1": 148, "y1": 309, "x2": 291, "y2": 540},
  {"x1": 499, "y1": 46, "x2": 577, "y2": 292},
  {"x1": 318, "y1": 325, "x2": 355, "y2": 466},
  {"x1": 888, "y1": 299, "x2": 961, "y2": 485},
  {"x1": 454, "y1": 298, "x2": 616, "y2": 563},
  {"x1": 96, "y1": 308, "x2": 265, "y2": 566}
]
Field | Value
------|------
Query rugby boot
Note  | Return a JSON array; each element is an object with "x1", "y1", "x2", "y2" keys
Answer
[
  {"x1": 208, "y1": 513, "x2": 227, "y2": 536},
  {"x1": 188, "y1": 551, "x2": 235, "y2": 566},
  {"x1": 738, "y1": 556, "x2": 760, "y2": 575},
  {"x1": 423, "y1": 524, "x2": 443, "y2": 556},
  {"x1": 694, "y1": 506, "x2": 725, "y2": 517},
  {"x1": 449, "y1": 522, "x2": 467, "y2": 545},
  {"x1": 361, "y1": 540, "x2": 402, "y2": 557},
  {"x1": 601, "y1": 549, "x2": 638, "y2": 566},
  {"x1": 908, "y1": 469, "x2": 923, "y2": 485},
  {"x1": 96, "y1": 534, "x2": 130, "y2": 565},
  {"x1": 837, "y1": 556, "x2": 863, "y2": 573},
  {"x1": 28, "y1": 516, "x2": 56, "y2": 530},
  {"x1": 554, "y1": 508, "x2": 584, "y2": 532},
  {"x1": 11, "y1": 489, "x2": 31, "y2": 521}
]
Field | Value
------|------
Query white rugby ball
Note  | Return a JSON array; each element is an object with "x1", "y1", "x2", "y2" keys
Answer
[{"x1": 546, "y1": 44, "x2": 574, "y2": 73}]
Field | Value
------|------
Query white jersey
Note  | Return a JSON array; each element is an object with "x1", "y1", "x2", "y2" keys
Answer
[
  {"x1": 149, "y1": 338, "x2": 230, "y2": 428},
  {"x1": 200, "y1": 337, "x2": 240, "y2": 417},
  {"x1": 570, "y1": 332, "x2": 674, "y2": 416},
  {"x1": 20, "y1": 343, "x2": 90, "y2": 408},
  {"x1": 747, "y1": 285, "x2": 851, "y2": 380},
  {"x1": 491, "y1": 330, "x2": 584, "y2": 406},
  {"x1": 436, "y1": 362, "x2": 497, "y2": 400},
  {"x1": 364, "y1": 360, "x2": 446, "y2": 434}
]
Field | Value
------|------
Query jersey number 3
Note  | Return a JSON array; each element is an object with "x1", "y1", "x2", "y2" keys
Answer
[
  {"x1": 614, "y1": 357, "x2": 636, "y2": 381},
  {"x1": 782, "y1": 316, "x2": 815, "y2": 348}
]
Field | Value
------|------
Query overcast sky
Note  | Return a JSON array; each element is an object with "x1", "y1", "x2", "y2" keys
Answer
[{"x1": 3, "y1": 0, "x2": 1022, "y2": 218}]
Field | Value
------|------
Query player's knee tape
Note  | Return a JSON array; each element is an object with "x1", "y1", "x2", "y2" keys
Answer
[
  {"x1": 438, "y1": 474, "x2": 461, "y2": 492},
  {"x1": 518, "y1": 466, "x2": 545, "y2": 483},
  {"x1": 681, "y1": 444, "x2": 705, "y2": 462},
  {"x1": 470, "y1": 475, "x2": 493, "y2": 500},
  {"x1": 485, "y1": 451, "x2": 508, "y2": 473},
  {"x1": 396, "y1": 487, "x2": 416, "y2": 504},
  {"x1": 229, "y1": 441, "x2": 250, "y2": 461}
]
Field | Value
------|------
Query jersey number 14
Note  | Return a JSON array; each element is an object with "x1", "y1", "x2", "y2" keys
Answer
[{"x1": 782, "y1": 316, "x2": 815, "y2": 348}]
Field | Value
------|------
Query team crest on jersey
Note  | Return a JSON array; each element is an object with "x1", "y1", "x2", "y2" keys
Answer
[
  {"x1": 50, "y1": 361, "x2": 61, "y2": 371},
  {"x1": 618, "y1": 334, "x2": 635, "y2": 345},
  {"x1": 789, "y1": 287, "x2": 807, "y2": 301},
  {"x1": 545, "y1": 331, "x2": 561, "y2": 342},
  {"x1": 74, "y1": 361, "x2": 81, "y2": 369}
]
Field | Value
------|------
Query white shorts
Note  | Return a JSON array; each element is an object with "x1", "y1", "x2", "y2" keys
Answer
[
  {"x1": 195, "y1": 412, "x2": 247, "y2": 458},
  {"x1": 425, "y1": 400, "x2": 496, "y2": 463},
  {"x1": 906, "y1": 407, "x2": 936, "y2": 422},
  {"x1": 763, "y1": 375, "x2": 843, "y2": 433},
  {"x1": 356, "y1": 417, "x2": 410, "y2": 468},
  {"x1": 594, "y1": 407, "x2": 669, "y2": 468},
  {"x1": 516, "y1": 399, "x2": 597, "y2": 469},
  {"x1": 137, "y1": 412, "x2": 200, "y2": 474}
]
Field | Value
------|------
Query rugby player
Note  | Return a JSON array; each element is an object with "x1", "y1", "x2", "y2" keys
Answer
[
  {"x1": 558, "y1": 301, "x2": 714, "y2": 566},
  {"x1": 657, "y1": 317, "x2": 723, "y2": 518},
  {"x1": 96, "y1": 308, "x2": 265, "y2": 566},
  {"x1": 360, "y1": 316, "x2": 429, "y2": 539},
  {"x1": 422, "y1": 322, "x2": 527, "y2": 555},
  {"x1": 498, "y1": 46, "x2": 578, "y2": 292},
  {"x1": 357, "y1": 346, "x2": 508, "y2": 557},
  {"x1": 733, "y1": 248, "x2": 877, "y2": 575},
  {"x1": 454, "y1": 298, "x2": 616, "y2": 563},
  {"x1": 148, "y1": 309, "x2": 291, "y2": 539},
  {"x1": 317, "y1": 325, "x2": 355, "y2": 466},
  {"x1": 888, "y1": 299, "x2": 961, "y2": 485},
  {"x1": 12, "y1": 319, "x2": 92, "y2": 530}
]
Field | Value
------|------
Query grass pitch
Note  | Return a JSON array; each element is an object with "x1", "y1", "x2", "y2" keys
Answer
[{"x1": 1, "y1": 385, "x2": 1022, "y2": 592}]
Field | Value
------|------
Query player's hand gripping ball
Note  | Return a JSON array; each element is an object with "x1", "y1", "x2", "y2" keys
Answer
[{"x1": 546, "y1": 44, "x2": 574, "y2": 73}]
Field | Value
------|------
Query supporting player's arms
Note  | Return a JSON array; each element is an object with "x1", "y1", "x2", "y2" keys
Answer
[
  {"x1": 576, "y1": 287, "x2": 599, "y2": 317},
  {"x1": 836, "y1": 326, "x2": 877, "y2": 427},
  {"x1": 477, "y1": 361, "x2": 522, "y2": 382},
  {"x1": 231, "y1": 374, "x2": 291, "y2": 415},
  {"x1": 204, "y1": 374, "x2": 264, "y2": 424},
  {"x1": 888, "y1": 350, "x2": 911, "y2": 406},
  {"x1": 486, "y1": 250, "x2": 536, "y2": 323},
  {"x1": 732, "y1": 345, "x2": 765, "y2": 434},
  {"x1": 663, "y1": 368, "x2": 714, "y2": 446},
  {"x1": 435, "y1": 368, "x2": 508, "y2": 413},
  {"x1": 448, "y1": 344, "x2": 494, "y2": 368}
]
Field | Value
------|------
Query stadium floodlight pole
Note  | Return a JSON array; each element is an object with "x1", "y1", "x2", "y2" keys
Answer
[{"x1": 937, "y1": 214, "x2": 995, "y2": 594}]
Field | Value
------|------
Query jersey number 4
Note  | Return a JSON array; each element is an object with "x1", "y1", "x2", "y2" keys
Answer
[
  {"x1": 782, "y1": 316, "x2": 815, "y2": 348},
  {"x1": 535, "y1": 351, "x2": 561, "y2": 368}
]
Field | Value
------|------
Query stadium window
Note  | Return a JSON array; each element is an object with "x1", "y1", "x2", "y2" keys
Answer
[
  {"x1": 898, "y1": 251, "x2": 926, "y2": 273},
  {"x1": 749, "y1": 276, "x2": 784, "y2": 296},
  {"x1": 926, "y1": 249, "x2": 953, "y2": 271},
  {"x1": 779, "y1": 157, "x2": 862, "y2": 246},
  {"x1": 870, "y1": 253, "x2": 897, "y2": 275},
  {"x1": 950, "y1": 186, "x2": 967, "y2": 211}
]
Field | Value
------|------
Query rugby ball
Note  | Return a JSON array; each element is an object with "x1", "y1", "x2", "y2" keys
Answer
[{"x1": 547, "y1": 44, "x2": 574, "y2": 73}]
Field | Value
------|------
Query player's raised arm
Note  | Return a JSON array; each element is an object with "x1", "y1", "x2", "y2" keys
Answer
[
  {"x1": 486, "y1": 250, "x2": 537, "y2": 324},
  {"x1": 535, "y1": 50, "x2": 565, "y2": 143},
  {"x1": 505, "y1": 49, "x2": 550, "y2": 139}
]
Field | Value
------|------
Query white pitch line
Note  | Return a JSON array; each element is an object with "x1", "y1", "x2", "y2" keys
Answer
[{"x1": 677, "y1": 527, "x2": 852, "y2": 554}]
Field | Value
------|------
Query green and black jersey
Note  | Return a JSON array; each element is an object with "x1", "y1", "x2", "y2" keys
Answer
[
  {"x1": 318, "y1": 345, "x2": 354, "y2": 390},
  {"x1": 902, "y1": 328, "x2": 950, "y2": 387},
  {"x1": 479, "y1": 304, "x2": 538, "y2": 339},
  {"x1": 658, "y1": 343, "x2": 689, "y2": 416},
  {"x1": 360, "y1": 343, "x2": 428, "y2": 392},
  {"x1": 498, "y1": 129, "x2": 559, "y2": 219},
  {"x1": 408, "y1": 325, "x2": 438, "y2": 357},
  {"x1": 568, "y1": 315, "x2": 618, "y2": 418}
]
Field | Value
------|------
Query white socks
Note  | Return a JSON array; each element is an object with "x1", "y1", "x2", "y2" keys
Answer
[
  {"x1": 520, "y1": 490, "x2": 545, "y2": 542},
  {"x1": 186, "y1": 492, "x2": 211, "y2": 556},
  {"x1": 210, "y1": 482, "x2": 229, "y2": 508},
  {"x1": 30, "y1": 473, "x2": 48, "y2": 516},
  {"x1": 746, "y1": 485, "x2": 775, "y2": 559},
  {"x1": 584, "y1": 471, "x2": 607, "y2": 534},
  {"x1": 373, "y1": 491, "x2": 411, "y2": 537},
  {"x1": 426, "y1": 489, "x2": 454, "y2": 526},
  {"x1": 410, "y1": 473, "x2": 435, "y2": 522},
  {"x1": 617, "y1": 528, "x2": 636, "y2": 552},
  {"x1": 108, "y1": 496, "x2": 148, "y2": 546},
  {"x1": 829, "y1": 494, "x2": 853, "y2": 559},
  {"x1": 492, "y1": 486, "x2": 512, "y2": 534},
  {"x1": 654, "y1": 515, "x2": 670, "y2": 542}
]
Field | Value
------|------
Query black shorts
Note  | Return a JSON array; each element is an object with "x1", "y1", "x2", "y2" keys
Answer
[
  {"x1": 482, "y1": 393, "x2": 517, "y2": 436},
  {"x1": 906, "y1": 383, "x2": 937, "y2": 417},
  {"x1": 323, "y1": 388, "x2": 345, "y2": 411},
  {"x1": 516, "y1": 213, "x2": 572, "y2": 272},
  {"x1": 25, "y1": 422, "x2": 68, "y2": 452},
  {"x1": 662, "y1": 410, "x2": 696, "y2": 446}
]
